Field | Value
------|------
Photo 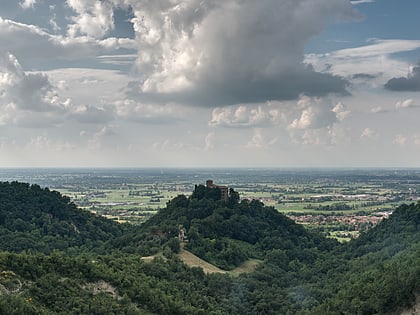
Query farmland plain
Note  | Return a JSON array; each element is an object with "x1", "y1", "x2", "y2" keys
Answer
[{"x1": 1, "y1": 168, "x2": 419, "y2": 241}]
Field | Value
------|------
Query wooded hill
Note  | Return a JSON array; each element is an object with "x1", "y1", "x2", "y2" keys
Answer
[
  {"x1": 0, "y1": 181, "x2": 418, "y2": 314},
  {"x1": 0, "y1": 182, "x2": 129, "y2": 253}
]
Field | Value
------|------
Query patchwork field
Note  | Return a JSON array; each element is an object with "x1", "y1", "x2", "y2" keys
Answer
[{"x1": 1, "y1": 168, "x2": 419, "y2": 241}]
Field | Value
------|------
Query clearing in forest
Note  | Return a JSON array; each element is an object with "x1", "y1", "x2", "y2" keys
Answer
[{"x1": 177, "y1": 247, "x2": 261, "y2": 275}]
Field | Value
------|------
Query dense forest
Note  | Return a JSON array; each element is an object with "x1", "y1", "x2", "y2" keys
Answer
[
  {"x1": 0, "y1": 182, "x2": 129, "y2": 253},
  {"x1": 0, "y1": 182, "x2": 418, "y2": 314}
]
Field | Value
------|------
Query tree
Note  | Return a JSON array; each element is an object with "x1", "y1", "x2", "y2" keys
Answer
[
  {"x1": 167, "y1": 238, "x2": 180, "y2": 254},
  {"x1": 228, "y1": 188, "x2": 240, "y2": 207},
  {"x1": 191, "y1": 185, "x2": 222, "y2": 201}
]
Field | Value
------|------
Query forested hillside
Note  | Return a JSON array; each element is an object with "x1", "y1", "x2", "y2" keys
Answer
[
  {"x1": 0, "y1": 182, "x2": 128, "y2": 253},
  {"x1": 0, "y1": 182, "x2": 418, "y2": 314},
  {"x1": 133, "y1": 185, "x2": 337, "y2": 270}
]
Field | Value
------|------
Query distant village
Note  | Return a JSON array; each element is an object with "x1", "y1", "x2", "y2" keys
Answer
[
  {"x1": 287, "y1": 211, "x2": 393, "y2": 239},
  {"x1": 60, "y1": 175, "x2": 419, "y2": 240}
]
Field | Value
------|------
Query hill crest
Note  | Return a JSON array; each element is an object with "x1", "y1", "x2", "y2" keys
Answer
[{"x1": 0, "y1": 181, "x2": 127, "y2": 253}]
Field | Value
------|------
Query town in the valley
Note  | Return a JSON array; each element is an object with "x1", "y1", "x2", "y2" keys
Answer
[{"x1": 1, "y1": 168, "x2": 418, "y2": 241}]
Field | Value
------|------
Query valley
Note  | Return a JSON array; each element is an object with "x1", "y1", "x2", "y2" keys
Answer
[
  {"x1": 1, "y1": 168, "x2": 418, "y2": 241},
  {"x1": 0, "y1": 178, "x2": 417, "y2": 314}
]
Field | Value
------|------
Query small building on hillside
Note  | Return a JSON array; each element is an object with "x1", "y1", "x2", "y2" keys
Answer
[
  {"x1": 178, "y1": 225, "x2": 188, "y2": 242},
  {"x1": 206, "y1": 180, "x2": 228, "y2": 202}
]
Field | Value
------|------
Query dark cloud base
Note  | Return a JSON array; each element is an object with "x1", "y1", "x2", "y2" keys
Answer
[
  {"x1": 127, "y1": 68, "x2": 350, "y2": 108},
  {"x1": 385, "y1": 65, "x2": 420, "y2": 91},
  {"x1": 351, "y1": 73, "x2": 380, "y2": 80}
]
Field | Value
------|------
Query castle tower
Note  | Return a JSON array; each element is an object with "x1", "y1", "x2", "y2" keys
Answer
[{"x1": 206, "y1": 179, "x2": 228, "y2": 202}]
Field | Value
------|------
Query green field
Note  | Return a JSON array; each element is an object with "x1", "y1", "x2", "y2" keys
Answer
[{"x1": 40, "y1": 168, "x2": 419, "y2": 240}]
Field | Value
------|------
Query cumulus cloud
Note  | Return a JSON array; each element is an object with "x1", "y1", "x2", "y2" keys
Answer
[
  {"x1": 209, "y1": 105, "x2": 271, "y2": 128},
  {"x1": 332, "y1": 102, "x2": 351, "y2": 121},
  {"x1": 67, "y1": 104, "x2": 115, "y2": 124},
  {"x1": 0, "y1": 52, "x2": 119, "y2": 127},
  {"x1": 0, "y1": 18, "x2": 52, "y2": 60},
  {"x1": 123, "y1": 0, "x2": 354, "y2": 107},
  {"x1": 245, "y1": 129, "x2": 265, "y2": 149},
  {"x1": 0, "y1": 52, "x2": 60, "y2": 112},
  {"x1": 360, "y1": 127, "x2": 377, "y2": 140},
  {"x1": 20, "y1": 0, "x2": 37, "y2": 10},
  {"x1": 395, "y1": 99, "x2": 414, "y2": 109},
  {"x1": 288, "y1": 97, "x2": 341, "y2": 130},
  {"x1": 87, "y1": 125, "x2": 116, "y2": 150},
  {"x1": 0, "y1": 103, "x2": 16, "y2": 126},
  {"x1": 4, "y1": 0, "x2": 355, "y2": 110},
  {"x1": 385, "y1": 64, "x2": 420, "y2": 91},
  {"x1": 289, "y1": 107, "x2": 318, "y2": 129},
  {"x1": 209, "y1": 96, "x2": 349, "y2": 133},
  {"x1": 371, "y1": 106, "x2": 386, "y2": 114},
  {"x1": 300, "y1": 129, "x2": 325, "y2": 145},
  {"x1": 67, "y1": 0, "x2": 115, "y2": 38}
]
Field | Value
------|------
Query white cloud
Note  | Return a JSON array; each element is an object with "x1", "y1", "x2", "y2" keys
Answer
[
  {"x1": 244, "y1": 129, "x2": 265, "y2": 149},
  {"x1": 204, "y1": 132, "x2": 215, "y2": 151},
  {"x1": 68, "y1": 104, "x2": 115, "y2": 124},
  {"x1": 371, "y1": 106, "x2": 385, "y2": 113},
  {"x1": 350, "y1": 0, "x2": 375, "y2": 4},
  {"x1": 0, "y1": 53, "x2": 124, "y2": 127},
  {"x1": 20, "y1": 0, "x2": 37, "y2": 10},
  {"x1": 289, "y1": 108, "x2": 317, "y2": 130},
  {"x1": 331, "y1": 39, "x2": 420, "y2": 59},
  {"x1": 1, "y1": 0, "x2": 419, "y2": 168},
  {"x1": 0, "y1": 103, "x2": 16, "y2": 126},
  {"x1": 393, "y1": 134, "x2": 407, "y2": 146},
  {"x1": 385, "y1": 64, "x2": 420, "y2": 91},
  {"x1": 301, "y1": 129, "x2": 324, "y2": 145},
  {"x1": 305, "y1": 39, "x2": 420, "y2": 86},
  {"x1": 49, "y1": 5, "x2": 61, "y2": 33},
  {"x1": 209, "y1": 105, "x2": 271, "y2": 128},
  {"x1": 328, "y1": 125, "x2": 351, "y2": 146},
  {"x1": 288, "y1": 97, "x2": 339, "y2": 130},
  {"x1": 360, "y1": 127, "x2": 378, "y2": 140},
  {"x1": 87, "y1": 125, "x2": 116, "y2": 150},
  {"x1": 46, "y1": 67, "x2": 131, "y2": 106},
  {"x1": 332, "y1": 102, "x2": 351, "y2": 121},
  {"x1": 209, "y1": 96, "x2": 348, "y2": 138},
  {"x1": 208, "y1": 95, "x2": 349, "y2": 148},
  {"x1": 123, "y1": 0, "x2": 354, "y2": 107},
  {"x1": 0, "y1": 18, "x2": 49, "y2": 58},
  {"x1": 0, "y1": 17, "x2": 135, "y2": 64},
  {"x1": 67, "y1": 0, "x2": 115, "y2": 39},
  {"x1": 96, "y1": 54, "x2": 137, "y2": 66},
  {"x1": 395, "y1": 99, "x2": 414, "y2": 109},
  {"x1": 0, "y1": 52, "x2": 61, "y2": 112},
  {"x1": 115, "y1": 99, "x2": 186, "y2": 124}
]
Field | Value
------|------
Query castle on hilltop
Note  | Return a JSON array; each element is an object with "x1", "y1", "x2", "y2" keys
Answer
[{"x1": 206, "y1": 180, "x2": 228, "y2": 202}]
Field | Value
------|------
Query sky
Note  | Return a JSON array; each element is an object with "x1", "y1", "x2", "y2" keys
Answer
[{"x1": 1, "y1": 0, "x2": 420, "y2": 168}]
